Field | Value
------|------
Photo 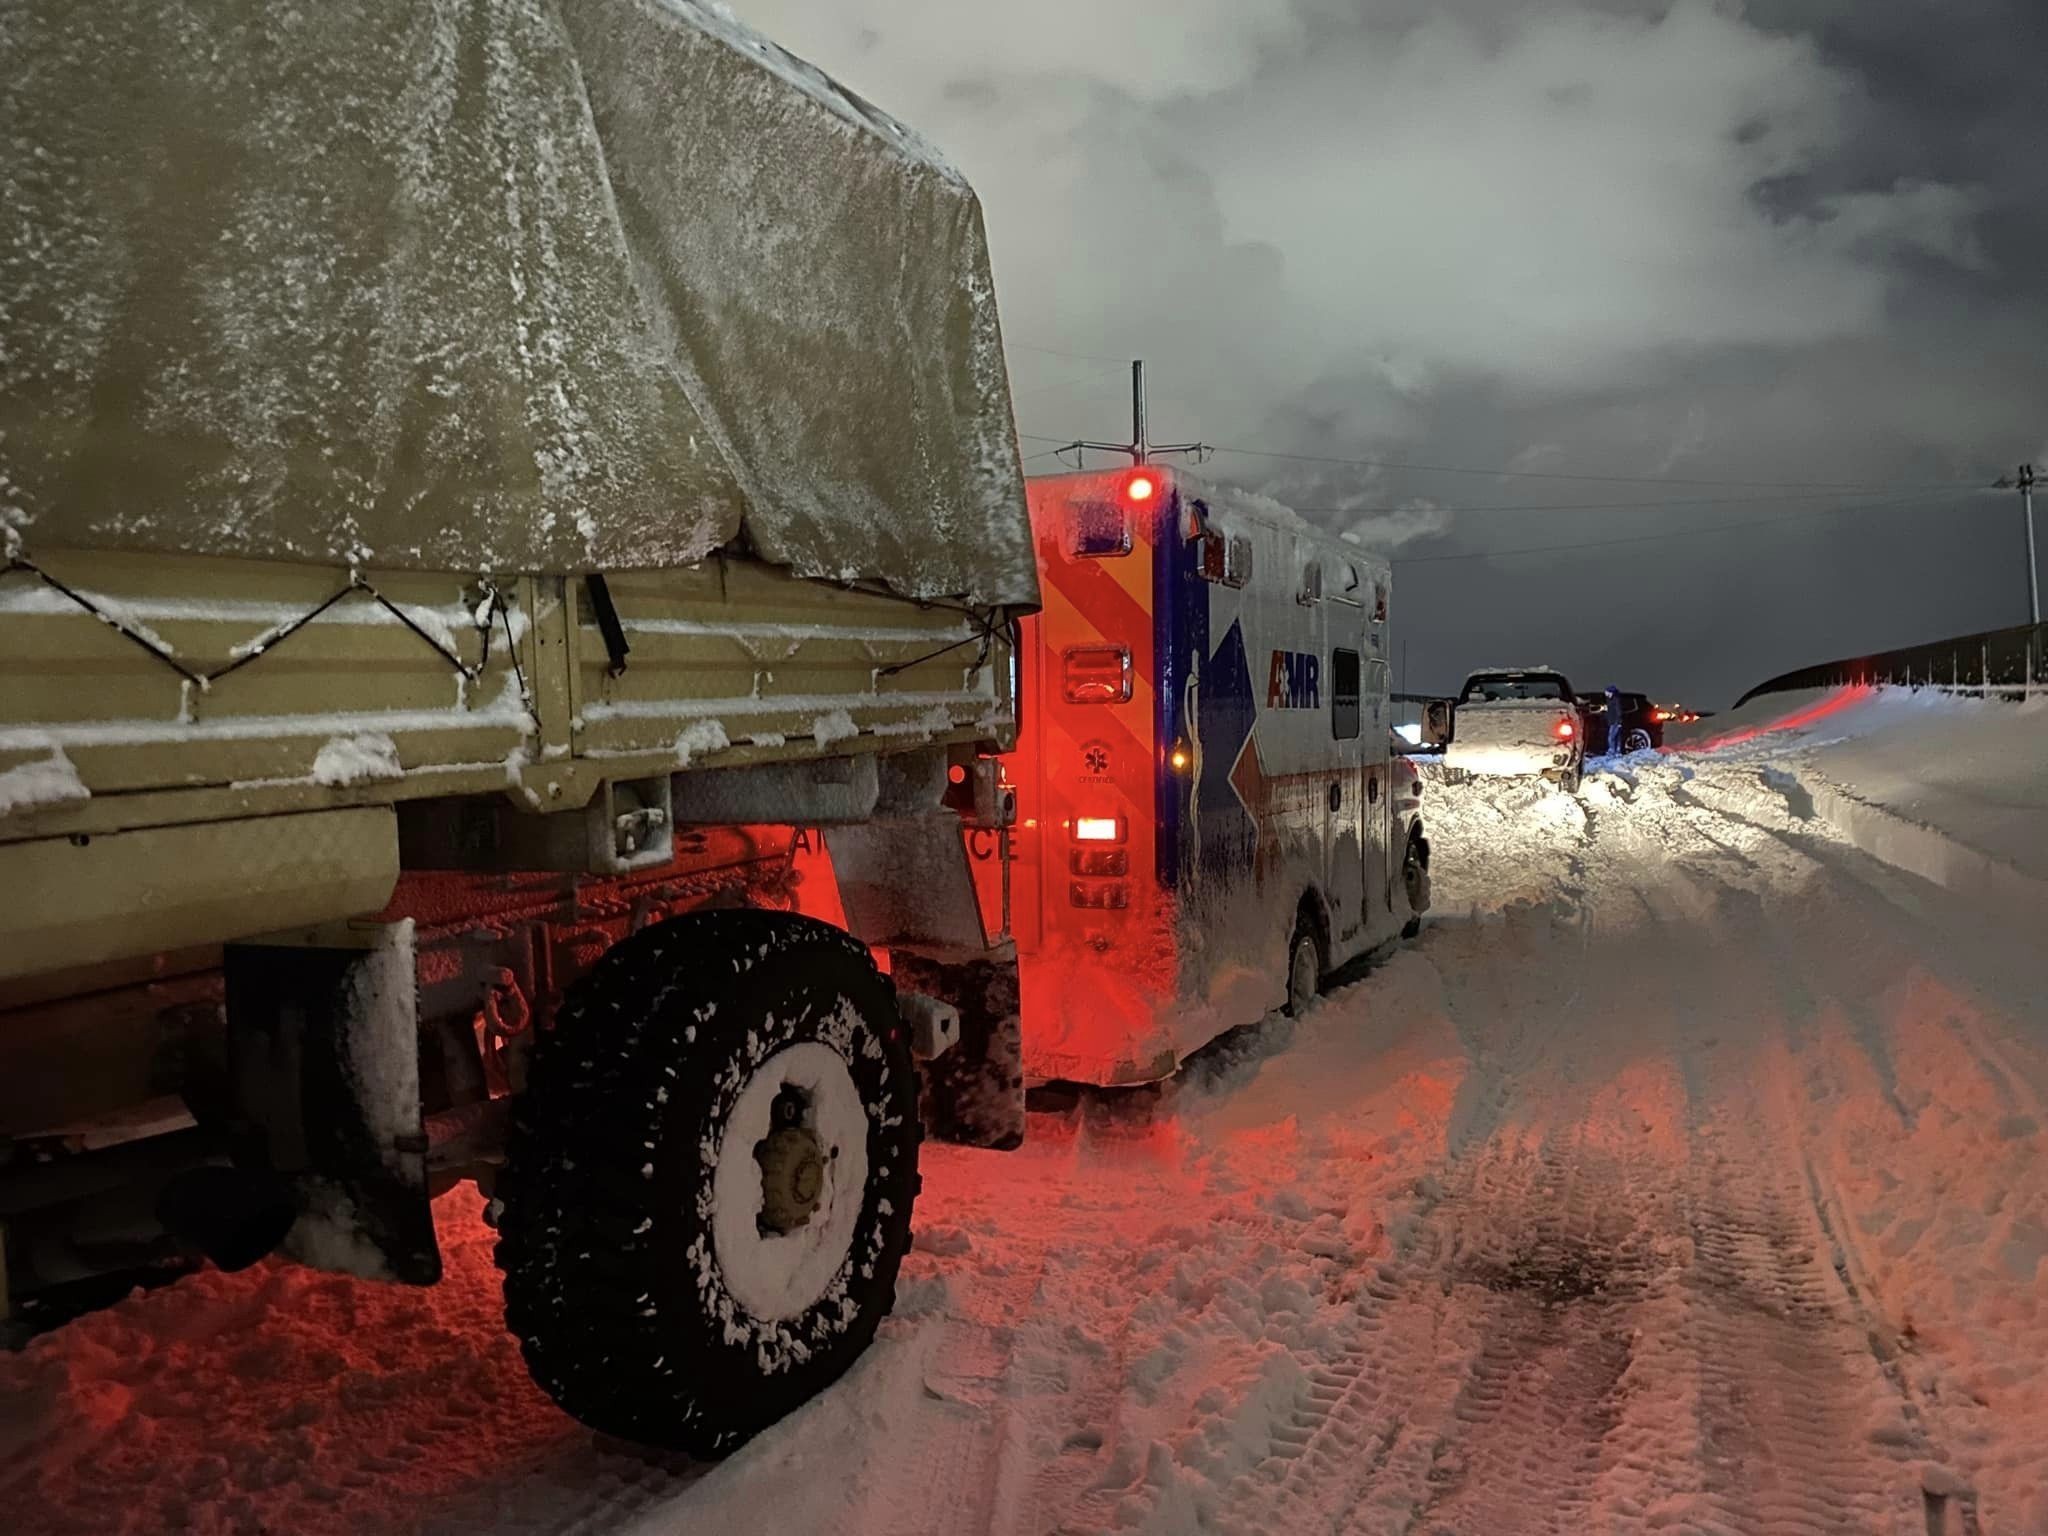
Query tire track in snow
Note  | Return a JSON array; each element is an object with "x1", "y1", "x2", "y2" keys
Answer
[
  {"x1": 1390, "y1": 1124, "x2": 1658, "y2": 1536},
  {"x1": 1665, "y1": 762, "x2": 2038, "y2": 1523},
  {"x1": 1049, "y1": 1001, "x2": 1533, "y2": 1536},
  {"x1": 1652, "y1": 859, "x2": 1945, "y2": 1535},
  {"x1": 1181, "y1": 1153, "x2": 1478, "y2": 1536},
  {"x1": 1381, "y1": 769, "x2": 1991, "y2": 1533},
  {"x1": 1680, "y1": 1100, "x2": 1932, "y2": 1534},
  {"x1": 864, "y1": 1238, "x2": 1059, "y2": 1536},
  {"x1": 1791, "y1": 1148, "x2": 1986, "y2": 1536},
  {"x1": 1453, "y1": 822, "x2": 1937, "y2": 1535},
  {"x1": 1187, "y1": 940, "x2": 1682, "y2": 1536}
]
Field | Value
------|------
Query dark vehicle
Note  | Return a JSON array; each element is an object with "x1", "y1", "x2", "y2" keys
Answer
[{"x1": 1578, "y1": 691, "x2": 1678, "y2": 755}]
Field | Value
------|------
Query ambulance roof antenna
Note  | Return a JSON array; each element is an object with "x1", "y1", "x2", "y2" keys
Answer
[{"x1": 1058, "y1": 360, "x2": 1210, "y2": 470}]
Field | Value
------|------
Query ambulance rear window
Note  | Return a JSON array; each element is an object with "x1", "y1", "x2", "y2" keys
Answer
[
  {"x1": 1068, "y1": 498, "x2": 1131, "y2": 558},
  {"x1": 1332, "y1": 649, "x2": 1361, "y2": 740}
]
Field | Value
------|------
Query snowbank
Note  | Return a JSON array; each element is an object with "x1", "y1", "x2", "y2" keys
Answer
[
  {"x1": 1665, "y1": 685, "x2": 2048, "y2": 905},
  {"x1": 1806, "y1": 695, "x2": 2048, "y2": 885}
]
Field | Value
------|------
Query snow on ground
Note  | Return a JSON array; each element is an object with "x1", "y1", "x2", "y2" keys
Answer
[
  {"x1": 1662, "y1": 688, "x2": 2048, "y2": 888},
  {"x1": 4, "y1": 699, "x2": 2046, "y2": 1534},
  {"x1": 1792, "y1": 694, "x2": 2048, "y2": 884}
]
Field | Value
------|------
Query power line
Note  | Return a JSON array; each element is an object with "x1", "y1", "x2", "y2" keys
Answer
[
  {"x1": 1386, "y1": 491, "x2": 1946, "y2": 567},
  {"x1": 1008, "y1": 364, "x2": 1130, "y2": 402},
  {"x1": 1024, "y1": 427, "x2": 1984, "y2": 493},
  {"x1": 1024, "y1": 429, "x2": 1972, "y2": 513},
  {"x1": 1295, "y1": 484, "x2": 1971, "y2": 518},
  {"x1": 1208, "y1": 442, "x2": 1977, "y2": 492},
  {"x1": 1009, "y1": 341, "x2": 1135, "y2": 366}
]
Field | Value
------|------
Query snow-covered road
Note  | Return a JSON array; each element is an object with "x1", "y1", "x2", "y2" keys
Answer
[{"x1": 6, "y1": 732, "x2": 2045, "y2": 1534}]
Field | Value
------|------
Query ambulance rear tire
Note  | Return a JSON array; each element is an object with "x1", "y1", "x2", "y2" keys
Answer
[
  {"x1": 1401, "y1": 831, "x2": 1430, "y2": 940},
  {"x1": 1285, "y1": 914, "x2": 1324, "y2": 1018},
  {"x1": 495, "y1": 910, "x2": 920, "y2": 1456}
]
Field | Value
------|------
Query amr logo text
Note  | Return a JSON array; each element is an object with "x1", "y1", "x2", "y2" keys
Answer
[{"x1": 1266, "y1": 649, "x2": 1320, "y2": 709}]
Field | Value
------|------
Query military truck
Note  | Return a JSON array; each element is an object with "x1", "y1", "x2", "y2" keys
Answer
[{"x1": 0, "y1": 0, "x2": 1035, "y2": 1455}]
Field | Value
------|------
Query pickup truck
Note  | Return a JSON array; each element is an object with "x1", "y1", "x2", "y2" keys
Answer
[
  {"x1": 1425, "y1": 669, "x2": 1585, "y2": 791},
  {"x1": 2, "y1": 0, "x2": 1033, "y2": 1457}
]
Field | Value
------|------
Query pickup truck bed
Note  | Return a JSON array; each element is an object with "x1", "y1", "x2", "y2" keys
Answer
[{"x1": 1435, "y1": 668, "x2": 1584, "y2": 786}]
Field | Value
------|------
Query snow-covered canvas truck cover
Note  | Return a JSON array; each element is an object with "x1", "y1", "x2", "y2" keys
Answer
[
  {"x1": 0, "y1": 0, "x2": 1036, "y2": 1453},
  {"x1": 967, "y1": 468, "x2": 1430, "y2": 1086}
]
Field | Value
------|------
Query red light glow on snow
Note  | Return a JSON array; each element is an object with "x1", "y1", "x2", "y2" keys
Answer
[{"x1": 1699, "y1": 684, "x2": 1875, "y2": 750}]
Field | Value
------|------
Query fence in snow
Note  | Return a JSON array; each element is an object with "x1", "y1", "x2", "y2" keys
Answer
[{"x1": 1733, "y1": 620, "x2": 2048, "y2": 708}]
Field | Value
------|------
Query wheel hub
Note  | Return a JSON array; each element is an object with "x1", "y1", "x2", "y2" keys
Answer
[{"x1": 755, "y1": 1089, "x2": 828, "y2": 1234}]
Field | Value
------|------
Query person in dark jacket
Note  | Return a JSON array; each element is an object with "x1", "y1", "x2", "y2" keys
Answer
[{"x1": 1604, "y1": 685, "x2": 1624, "y2": 757}]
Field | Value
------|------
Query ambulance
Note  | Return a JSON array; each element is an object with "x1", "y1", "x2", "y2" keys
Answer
[{"x1": 971, "y1": 466, "x2": 1431, "y2": 1086}]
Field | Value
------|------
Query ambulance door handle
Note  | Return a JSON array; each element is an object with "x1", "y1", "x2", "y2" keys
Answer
[
  {"x1": 1329, "y1": 780, "x2": 1342, "y2": 812},
  {"x1": 1366, "y1": 772, "x2": 1380, "y2": 805}
]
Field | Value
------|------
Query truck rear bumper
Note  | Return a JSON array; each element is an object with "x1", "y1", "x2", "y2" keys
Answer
[
  {"x1": 2, "y1": 808, "x2": 399, "y2": 980},
  {"x1": 1443, "y1": 743, "x2": 1576, "y2": 777}
]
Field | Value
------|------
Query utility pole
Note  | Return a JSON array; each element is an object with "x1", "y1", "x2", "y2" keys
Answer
[
  {"x1": 2023, "y1": 463, "x2": 2040, "y2": 627},
  {"x1": 1059, "y1": 361, "x2": 1209, "y2": 468}
]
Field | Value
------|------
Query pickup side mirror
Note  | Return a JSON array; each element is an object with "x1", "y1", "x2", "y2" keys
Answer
[{"x1": 1422, "y1": 699, "x2": 1453, "y2": 746}]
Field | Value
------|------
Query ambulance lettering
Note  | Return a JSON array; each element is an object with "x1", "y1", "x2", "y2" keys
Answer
[{"x1": 1265, "y1": 649, "x2": 1320, "y2": 709}]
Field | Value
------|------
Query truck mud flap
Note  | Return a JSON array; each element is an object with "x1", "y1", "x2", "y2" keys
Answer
[
  {"x1": 224, "y1": 920, "x2": 441, "y2": 1284},
  {"x1": 891, "y1": 948, "x2": 1025, "y2": 1151}
]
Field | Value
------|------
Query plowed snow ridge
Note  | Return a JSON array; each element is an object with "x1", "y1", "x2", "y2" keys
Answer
[{"x1": 4, "y1": 736, "x2": 2044, "y2": 1535}]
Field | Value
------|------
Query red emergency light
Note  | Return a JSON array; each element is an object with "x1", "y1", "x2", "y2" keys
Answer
[
  {"x1": 1073, "y1": 816, "x2": 1124, "y2": 843},
  {"x1": 1125, "y1": 473, "x2": 1156, "y2": 504},
  {"x1": 1069, "y1": 880, "x2": 1130, "y2": 910},
  {"x1": 1071, "y1": 846, "x2": 1128, "y2": 877},
  {"x1": 1062, "y1": 645, "x2": 1132, "y2": 704},
  {"x1": 1553, "y1": 717, "x2": 1577, "y2": 741}
]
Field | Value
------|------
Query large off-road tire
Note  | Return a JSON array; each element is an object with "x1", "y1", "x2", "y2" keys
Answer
[{"x1": 495, "y1": 910, "x2": 920, "y2": 1456}]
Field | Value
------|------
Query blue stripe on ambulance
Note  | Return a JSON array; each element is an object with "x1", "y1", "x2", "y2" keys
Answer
[{"x1": 1155, "y1": 489, "x2": 1260, "y2": 892}]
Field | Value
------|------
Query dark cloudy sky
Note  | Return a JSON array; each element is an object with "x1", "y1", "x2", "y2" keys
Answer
[{"x1": 735, "y1": 0, "x2": 2048, "y2": 706}]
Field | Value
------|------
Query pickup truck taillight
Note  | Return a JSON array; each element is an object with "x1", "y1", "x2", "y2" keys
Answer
[{"x1": 1553, "y1": 717, "x2": 1577, "y2": 741}]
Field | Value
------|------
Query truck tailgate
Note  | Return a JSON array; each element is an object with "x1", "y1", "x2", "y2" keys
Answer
[{"x1": 1443, "y1": 703, "x2": 1576, "y2": 776}]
